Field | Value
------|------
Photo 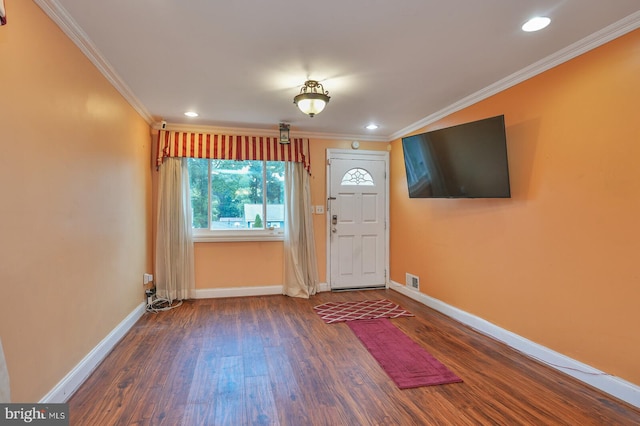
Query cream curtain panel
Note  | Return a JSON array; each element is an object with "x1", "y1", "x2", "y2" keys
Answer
[
  {"x1": 0, "y1": 1, "x2": 6, "y2": 26},
  {"x1": 155, "y1": 158, "x2": 195, "y2": 301},
  {"x1": 0, "y1": 338, "x2": 9, "y2": 402},
  {"x1": 283, "y1": 162, "x2": 319, "y2": 298},
  {"x1": 155, "y1": 130, "x2": 317, "y2": 300}
]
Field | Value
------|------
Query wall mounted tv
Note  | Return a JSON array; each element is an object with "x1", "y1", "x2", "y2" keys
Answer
[{"x1": 402, "y1": 115, "x2": 511, "y2": 198}]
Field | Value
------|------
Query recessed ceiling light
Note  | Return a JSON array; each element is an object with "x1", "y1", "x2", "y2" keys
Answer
[
  {"x1": 184, "y1": 111, "x2": 199, "y2": 117},
  {"x1": 522, "y1": 16, "x2": 551, "y2": 32},
  {"x1": 365, "y1": 124, "x2": 379, "y2": 130}
]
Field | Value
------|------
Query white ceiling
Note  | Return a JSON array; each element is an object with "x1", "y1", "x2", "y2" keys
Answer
[{"x1": 37, "y1": 0, "x2": 640, "y2": 141}]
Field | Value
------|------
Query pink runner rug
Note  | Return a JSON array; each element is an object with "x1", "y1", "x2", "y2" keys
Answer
[
  {"x1": 347, "y1": 318, "x2": 463, "y2": 389},
  {"x1": 313, "y1": 299, "x2": 413, "y2": 324}
]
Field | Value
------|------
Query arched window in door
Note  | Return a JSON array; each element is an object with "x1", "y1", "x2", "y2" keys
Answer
[{"x1": 341, "y1": 168, "x2": 374, "y2": 186}]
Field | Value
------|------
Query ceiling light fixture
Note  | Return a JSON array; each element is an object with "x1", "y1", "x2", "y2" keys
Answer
[
  {"x1": 293, "y1": 80, "x2": 330, "y2": 117},
  {"x1": 365, "y1": 124, "x2": 379, "y2": 130},
  {"x1": 522, "y1": 16, "x2": 551, "y2": 32},
  {"x1": 279, "y1": 123, "x2": 290, "y2": 144},
  {"x1": 184, "y1": 111, "x2": 199, "y2": 117}
]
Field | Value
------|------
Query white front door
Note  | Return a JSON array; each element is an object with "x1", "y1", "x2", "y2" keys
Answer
[{"x1": 327, "y1": 150, "x2": 388, "y2": 290}]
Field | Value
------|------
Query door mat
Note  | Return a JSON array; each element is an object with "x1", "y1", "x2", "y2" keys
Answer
[{"x1": 313, "y1": 299, "x2": 413, "y2": 324}]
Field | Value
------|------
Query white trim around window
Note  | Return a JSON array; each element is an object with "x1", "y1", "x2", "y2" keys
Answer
[{"x1": 192, "y1": 228, "x2": 285, "y2": 243}]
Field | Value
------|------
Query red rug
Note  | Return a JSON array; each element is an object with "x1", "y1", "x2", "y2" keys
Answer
[
  {"x1": 347, "y1": 318, "x2": 463, "y2": 389},
  {"x1": 313, "y1": 299, "x2": 413, "y2": 324}
]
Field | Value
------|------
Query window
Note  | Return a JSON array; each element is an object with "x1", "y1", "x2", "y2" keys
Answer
[
  {"x1": 188, "y1": 159, "x2": 285, "y2": 241},
  {"x1": 341, "y1": 168, "x2": 375, "y2": 186}
]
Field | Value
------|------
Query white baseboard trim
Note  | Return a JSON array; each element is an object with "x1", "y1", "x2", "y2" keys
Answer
[
  {"x1": 389, "y1": 281, "x2": 640, "y2": 409},
  {"x1": 192, "y1": 285, "x2": 283, "y2": 299},
  {"x1": 40, "y1": 302, "x2": 146, "y2": 403},
  {"x1": 192, "y1": 282, "x2": 330, "y2": 299},
  {"x1": 39, "y1": 282, "x2": 330, "y2": 403}
]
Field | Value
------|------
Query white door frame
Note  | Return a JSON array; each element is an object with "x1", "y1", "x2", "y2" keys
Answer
[{"x1": 325, "y1": 148, "x2": 390, "y2": 290}]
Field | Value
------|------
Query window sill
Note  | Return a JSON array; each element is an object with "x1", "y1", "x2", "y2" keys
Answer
[{"x1": 192, "y1": 229, "x2": 285, "y2": 243}]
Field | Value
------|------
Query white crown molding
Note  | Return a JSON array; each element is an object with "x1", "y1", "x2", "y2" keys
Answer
[
  {"x1": 292, "y1": 130, "x2": 388, "y2": 143},
  {"x1": 389, "y1": 11, "x2": 640, "y2": 141},
  {"x1": 35, "y1": 1, "x2": 639, "y2": 143},
  {"x1": 34, "y1": 0, "x2": 383, "y2": 142},
  {"x1": 154, "y1": 122, "x2": 389, "y2": 143},
  {"x1": 389, "y1": 281, "x2": 640, "y2": 409},
  {"x1": 34, "y1": 0, "x2": 154, "y2": 124}
]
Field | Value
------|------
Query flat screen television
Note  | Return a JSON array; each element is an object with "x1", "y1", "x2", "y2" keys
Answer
[{"x1": 401, "y1": 115, "x2": 511, "y2": 198}]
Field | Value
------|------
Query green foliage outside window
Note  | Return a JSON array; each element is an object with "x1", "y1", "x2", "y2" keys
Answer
[{"x1": 188, "y1": 159, "x2": 285, "y2": 230}]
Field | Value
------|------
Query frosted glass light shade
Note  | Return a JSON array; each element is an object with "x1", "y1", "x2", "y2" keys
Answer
[
  {"x1": 295, "y1": 95, "x2": 327, "y2": 117},
  {"x1": 293, "y1": 80, "x2": 330, "y2": 117}
]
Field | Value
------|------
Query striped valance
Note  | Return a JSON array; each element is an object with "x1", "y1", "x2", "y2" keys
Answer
[{"x1": 156, "y1": 130, "x2": 310, "y2": 170}]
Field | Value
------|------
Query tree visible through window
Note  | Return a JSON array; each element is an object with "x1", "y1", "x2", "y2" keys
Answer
[{"x1": 188, "y1": 159, "x2": 285, "y2": 231}]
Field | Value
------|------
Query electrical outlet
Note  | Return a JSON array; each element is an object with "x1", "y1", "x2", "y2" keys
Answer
[
  {"x1": 315, "y1": 205, "x2": 325, "y2": 214},
  {"x1": 143, "y1": 273, "x2": 154, "y2": 285}
]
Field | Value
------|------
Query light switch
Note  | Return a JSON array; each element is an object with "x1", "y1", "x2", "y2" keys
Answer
[{"x1": 315, "y1": 205, "x2": 325, "y2": 214}]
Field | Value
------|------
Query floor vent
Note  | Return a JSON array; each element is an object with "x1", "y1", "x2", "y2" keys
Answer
[{"x1": 406, "y1": 273, "x2": 420, "y2": 291}]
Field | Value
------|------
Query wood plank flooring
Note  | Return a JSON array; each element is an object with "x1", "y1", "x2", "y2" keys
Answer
[{"x1": 68, "y1": 290, "x2": 640, "y2": 425}]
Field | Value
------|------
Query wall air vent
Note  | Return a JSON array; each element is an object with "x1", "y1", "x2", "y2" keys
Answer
[{"x1": 406, "y1": 273, "x2": 419, "y2": 291}]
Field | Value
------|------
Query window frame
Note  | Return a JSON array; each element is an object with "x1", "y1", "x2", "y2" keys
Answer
[{"x1": 190, "y1": 159, "x2": 286, "y2": 243}]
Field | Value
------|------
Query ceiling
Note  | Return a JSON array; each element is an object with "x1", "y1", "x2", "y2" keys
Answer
[{"x1": 37, "y1": 0, "x2": 640, "y2": 141}]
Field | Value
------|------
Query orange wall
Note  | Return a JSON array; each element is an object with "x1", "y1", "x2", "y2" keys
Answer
[
  {"x1": 191, "y1": 139, "x2": 387, "y2": 288},
  {"x1": 194, "y1": 241, "x2": 284, "y2": 288},
  {"x1": 0, "y1": 1, "x2": 152, "y2": 401},
  {"x1": 390, "y1": 29, "x2": 640, "y2": 385}
]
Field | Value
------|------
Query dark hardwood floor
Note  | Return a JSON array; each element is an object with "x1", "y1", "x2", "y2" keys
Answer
[{"x1": 68, "y1": 289, "x2": 640, "y2": 425}]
